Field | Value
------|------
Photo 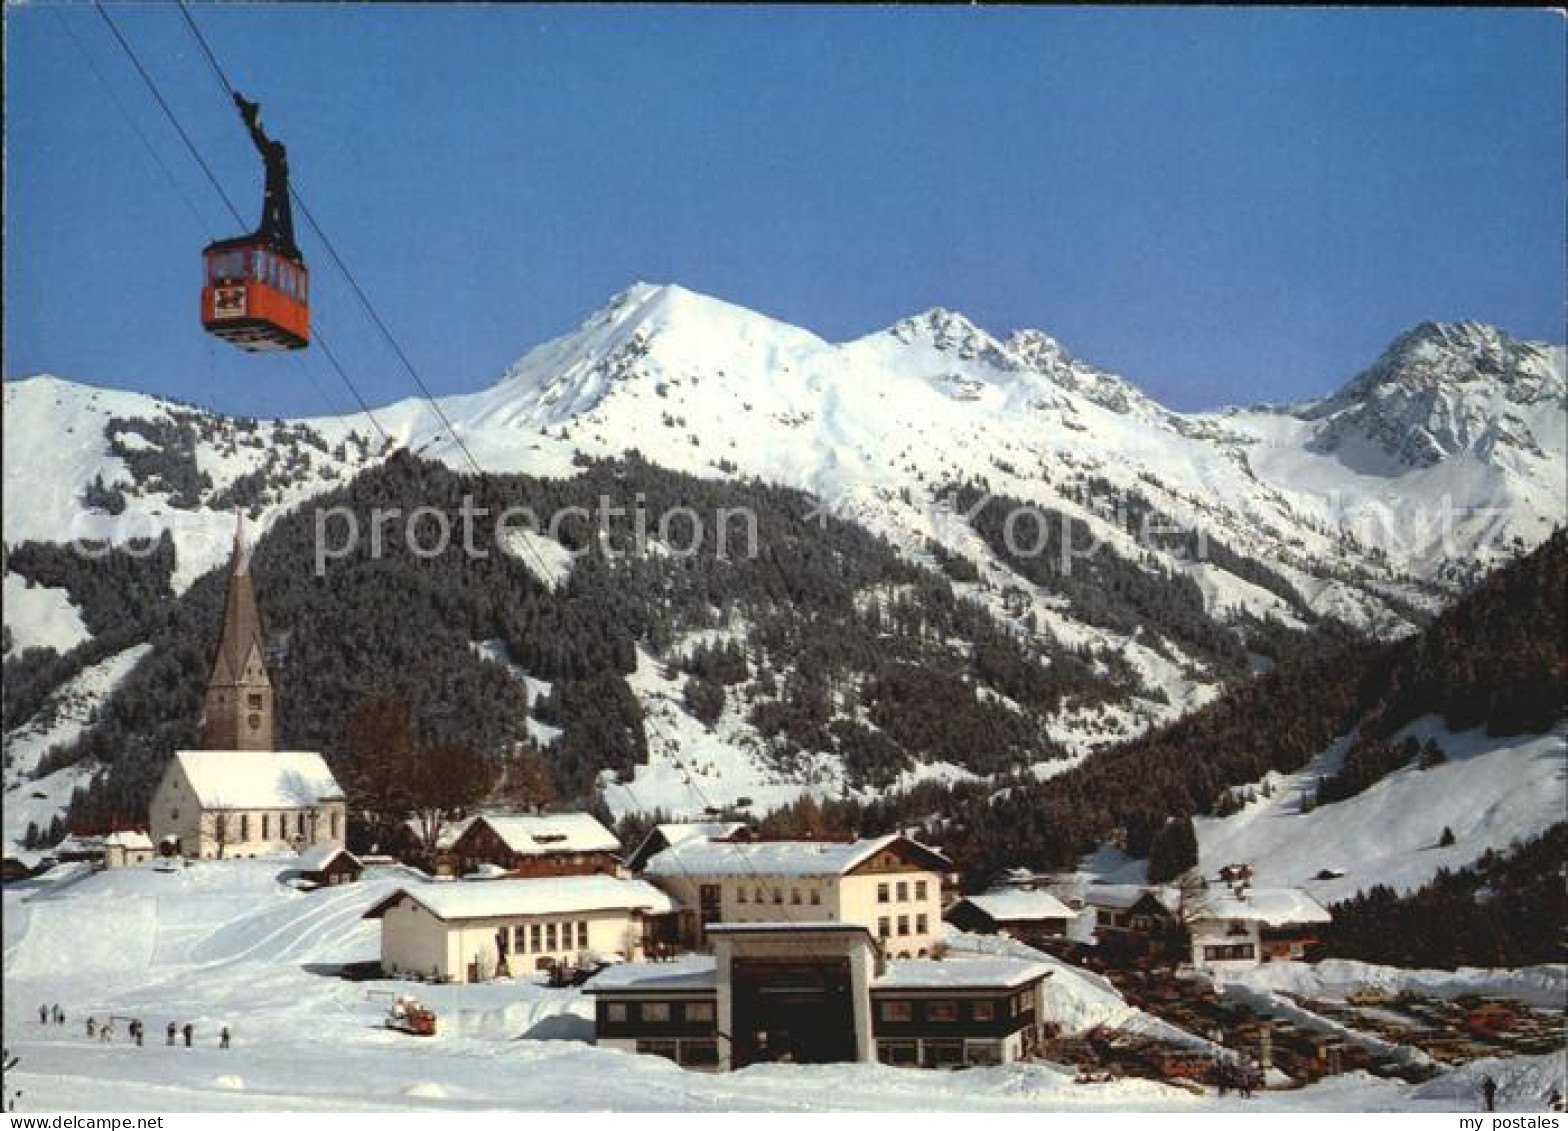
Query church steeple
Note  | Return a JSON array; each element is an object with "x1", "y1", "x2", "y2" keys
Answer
[{"x1": 201, "y1": 513, "x2": 275, "y2": 751}]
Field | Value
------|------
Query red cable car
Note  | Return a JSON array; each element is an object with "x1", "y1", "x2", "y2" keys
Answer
[{"x1": 202, "y1": 92, "x2": 309, "y2": 352}]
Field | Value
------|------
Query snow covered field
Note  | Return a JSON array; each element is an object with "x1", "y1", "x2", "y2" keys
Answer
[{"x1": 3, "y1": 859, "x2": 1560, "y2": 1111}]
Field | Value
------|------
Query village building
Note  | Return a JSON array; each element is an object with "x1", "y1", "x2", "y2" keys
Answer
[
  {"x1": 52, "y1": 833, "x2": 106, "y2": 865},
  {"x1": 944, "y1": 887, "x2": 1080, "y2": 944},
  {"x1": 1186, "y1": 888, "x2": 1331, "y2": 972},
  {"x1": 1083, "y1": 883, "x2": 1184, "y2": 958},
  {"x1": 102, "y1": 830, "x2": 155, "y2": 869},
  {"x1": 363, "y1": 874, "x2": 675, "y2": 983},
  {"x1": 640, "y1": 833, "x2": 953, "y2": 957},
  {"x1": 587, "y1": 922, "x2": 1051, "y2": 1072},
  {"x1": 446, "y1": 812, "x2": 623, "y2": 878},
  {"x1": 1, "y1": 850, "x2": 53, "y2": 882},
  {"x1": 294, "y1": 844, "x2": 364, "y2": 887},
  {"x1": 625, "y1": 821, "x2": 750, "y2": 873},
  {"x1": 150, "y1": 749, "x2": 346, "y2": 859},
  {"x1": 147, "y1": 520, "x2": 346, "y2": 860}
]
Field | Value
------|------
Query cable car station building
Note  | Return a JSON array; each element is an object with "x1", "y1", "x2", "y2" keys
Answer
[{"x1": 586, "y1": 922, "x2": 1051, "y2": 1072}]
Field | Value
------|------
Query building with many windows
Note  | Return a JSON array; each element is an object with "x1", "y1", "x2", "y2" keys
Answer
[
  {"x1": 586, "y1": 922, "x2": 1051, "y2": 1072},
  {"x1": 363, "y1": 874, "x2": 674, "y2": 982},
  {"x1": 639, "y1": 833, "x2": 952, "y2": 956}
]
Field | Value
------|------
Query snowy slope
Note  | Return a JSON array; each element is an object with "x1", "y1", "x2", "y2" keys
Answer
[
  {"x1": 5, "y1": 858, "x2": 1554, "y2": 1111},
  {"x1": 2, "y1": 643, "x2": 154, "y2": 850},
  {"x1": 1191, "y1": 718, "x2": 1568, "y2": 904}
]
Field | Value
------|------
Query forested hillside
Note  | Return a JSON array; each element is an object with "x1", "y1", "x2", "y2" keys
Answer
[
  {"x1": 809, "y1": 530, "x2": 1566, "y2": 886},
  {"x1": 47, "y1": 452, "x2": 1138, "y2": 826}
]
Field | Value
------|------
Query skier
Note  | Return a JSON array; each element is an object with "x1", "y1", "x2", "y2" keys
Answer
[
  {"x1": 219, "y1": 1026, "x2": 231, "y2": 1050},
  {"x1": 85, "y1": 1017, "x2": 96, "y2": 1040},
  {"x1": 182, "y1": 1023, "x2": 193, "y2": 1048},
  {"x1": 99, "y1": 1021, "x2": 112, "y2": 1044},
  {"x1": 1481, "y1": 1075, "x2": 1498, "y2": 1113},
  {"x1": 166, "y1": 1022, "x2": 177, "y2": 1047},
  {"x1": 52, "y1": 1005, "x2": 63, "y2": 1026},
  {"x1": 37, "y1": 1005, "x2": 46, "y2": 1026},
  {"x1": 132, "y1": 1020, "x2": 143, "y2": 1047}
]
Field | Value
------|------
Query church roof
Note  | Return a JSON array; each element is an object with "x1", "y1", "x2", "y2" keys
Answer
[
  {"x1": 210, "y1": 516, "x2": 268, "y2": 687},
  {"x1": 171, "y1": 750, "x2": 343, "y2": 809}
]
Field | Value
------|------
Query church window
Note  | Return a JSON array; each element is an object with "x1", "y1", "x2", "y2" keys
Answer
[
  {"x1": 330, "y1": 811, "x2": 340, "y2": 838},
  {"x1": 530, "y1": 924, "x2": 541, "y2": 951},
  {"x1": 577, "y1": 921, "x2": 588, "y2": 948},
  {"x1": 247, "y1": 714, "x2": 261, "y2": 730},
  {"x1": 262, "y1": 814, "x2": 271, "y2": 839},
  {"x1": 546, "y1": 923, "x2": 558, "y2": 950},
  {"x1": 247, "y1": 693, "x2": 263, "y2": 709},
  {"x1": 170, "y1": 809, "x2": 179, "y2": 821},
  {"x1": 241, "y1": 815, "x2": 250, "y2": 840}
]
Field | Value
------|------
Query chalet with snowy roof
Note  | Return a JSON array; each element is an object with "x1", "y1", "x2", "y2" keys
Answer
[
  {"x1": 1, "y1": 851, "x2": 53, "y2": 882},
  {"x1": 102, "y1": 830, "x2": 155, "y2": 869},
  {"x1": 148, "y1": 520, "x2": 346, "y2": 859},
  {"x1": 626, "y1": 821, "x2": 751, "y2": 872},
  {"x1": 586, "y1": 922, "x2": 1051, "y2": 1072},
  {"x1": 446, "y1": 812, "x2": 622, "y2": 878},
  {"x1": 363, "y1": 875, "x2": 675, "y2": 983},
  {"x1": 294, "y1": 844, "x2": 363, "y2": 887},
  {"x1": 1083, "y1": 884, "x2": 1183, "y2": 960},
  {"x1": 945, "y1": 887, "x2": 1080, "y2": 943},
  {"x1": 1186, "y1": 887, "x2": 1331, "y2": 972},
  {"x1": 641, "y1": 833, "x2": 953, "y2": 957}
]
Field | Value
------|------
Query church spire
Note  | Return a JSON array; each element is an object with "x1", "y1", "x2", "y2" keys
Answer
[{"x1": 201, "y1": 511, "x2": 275, "y2": 751}]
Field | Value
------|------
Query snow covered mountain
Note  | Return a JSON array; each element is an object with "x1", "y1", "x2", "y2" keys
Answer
[{"x1": 4, "y1": 284, "x2": 1564, "y2": 829}]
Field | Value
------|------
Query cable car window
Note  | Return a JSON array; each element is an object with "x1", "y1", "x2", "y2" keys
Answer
[{"x1": 210, "y1": 251, "x2": 246, "y2": 282}]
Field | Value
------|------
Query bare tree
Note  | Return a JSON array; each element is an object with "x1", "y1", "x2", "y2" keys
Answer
[{"x1": 409, "y1": 740, "x2": 495, "y2": 857}]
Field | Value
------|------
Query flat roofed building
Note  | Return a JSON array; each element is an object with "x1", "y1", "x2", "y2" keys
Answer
[
  {"x1": 586, "y1": 923, "x2": 1051, "y2": 1073},
  {"x1": 642, "y1": 833, "x2": 952, "y2": 957},
  {"x1": 363, "y1": 874, "x2": 674, "y2": 983}
]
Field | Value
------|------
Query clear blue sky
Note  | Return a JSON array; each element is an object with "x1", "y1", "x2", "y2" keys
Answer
[{"x1": 6, "y1": 6, "x2": 1564, "y2": 419}]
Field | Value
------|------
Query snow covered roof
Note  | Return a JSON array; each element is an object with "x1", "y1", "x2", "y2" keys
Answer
[
  {"x1": 655, "y1": 821, "x2": 748, "y2": 846},
  {"x1": 295, "y1": 844, "x2": 360, "y2": 872},
  {"x1": 402, "y1": 815, "x2": 473, "y2": 851},
  {"x1": 643, "y1": 833, "x2": 949, "y2": 879},
  {"x1": 1191, "y1": 887, "x2": 1332, "y2": 927},
  {"x1": 1083, "y1": 884, "x2": 1180, "y2": 913},
  {"x1": 171, "y1": 750, "x2": 343, "y2": 809},
  {"x1": 364, "y1": 874, "x2": 673, "y2": 923},
  {"x1": 955, "y1": 888, "x2": 1079, "y2": 923},
  {"x1": 463, "y1": 812, "x2": 620, "y2": 856},
  {"x1": 103, "y1": 830, "x2": 154, "y2": 851},
  {"x1": 584, "y1": 956, "x2": 718, "y2": 994},
  {"x1": 874, "y1": 957, "x2": 1052, "y2": 991}
]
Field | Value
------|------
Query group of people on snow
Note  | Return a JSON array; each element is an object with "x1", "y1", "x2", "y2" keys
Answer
[{"x1": 44, "y1": 1006, "x2": 229, "y2": 1050}]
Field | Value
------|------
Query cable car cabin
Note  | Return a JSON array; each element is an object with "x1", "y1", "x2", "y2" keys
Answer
[{"x1": 201, "y1": 238, "x2": 309, "y2": 351}]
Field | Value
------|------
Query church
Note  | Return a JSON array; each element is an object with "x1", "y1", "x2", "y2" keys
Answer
[{"x1": 149, "y1": 520, "x2": 347, "y2": 859}]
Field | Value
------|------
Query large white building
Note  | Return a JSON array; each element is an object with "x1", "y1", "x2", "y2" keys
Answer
[
  {"x1": 149, "y1": 750, "x2": 346, "y2": 859},
  {"x1": 640, "y1": 833, "x2": 952, "y2": 957},
  {"x1": 364, "y1": 874, "x2": 675, "y2": 982}
]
